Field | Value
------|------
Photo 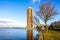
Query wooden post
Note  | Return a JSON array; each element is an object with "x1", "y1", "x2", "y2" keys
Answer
[{"x1": 27, "y1": 7, "x2": 33, "y2": 40}]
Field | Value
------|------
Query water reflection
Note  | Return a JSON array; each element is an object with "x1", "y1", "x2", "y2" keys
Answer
[{"x1": 0, "y1": 28, "x2": 38, "y2": 40}]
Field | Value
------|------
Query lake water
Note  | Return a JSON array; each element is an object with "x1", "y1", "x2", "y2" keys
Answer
[{"x1": 0, "y1": 28, "x2": 38, "y2": 40}]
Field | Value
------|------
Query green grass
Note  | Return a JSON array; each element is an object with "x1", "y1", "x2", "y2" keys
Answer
[{"x1": 42, "y1": 30, "x2": 60, "y2": 40}]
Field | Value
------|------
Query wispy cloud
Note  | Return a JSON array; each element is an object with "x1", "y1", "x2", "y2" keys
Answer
[
  {"x1": 0, "y1": 18, "x2": 26, "y2": 27},
  {"x1": 0, "y1": 18, "x2": 16, "y2": 27},
  {"x1": 32, "y1": 0, "x2": 37, "y2": 3},
  {"x1": 0, "y1": 18, "x2": 15, "y2": 23},
  {"x1": 32, "y1": 0, "x2": 41, "y2": 3}
]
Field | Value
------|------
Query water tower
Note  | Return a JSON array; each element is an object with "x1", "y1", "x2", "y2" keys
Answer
[{"x1": 27, "y1": 7, "x2": 33, "y2": 40}]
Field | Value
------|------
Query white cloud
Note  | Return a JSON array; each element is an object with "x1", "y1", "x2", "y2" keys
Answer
[
  {"x1": 32, "y1": 0, "x2": 37, "y2": 3},
  {"x1": 32, "y1": 0, "x2": 41, "y2": 3},
  {"x1": 0, "y1": 18, "x2": 15, "y2": 23},
  {"x1": 0, "y1": 18, "x2": 26, "y2": 27}
]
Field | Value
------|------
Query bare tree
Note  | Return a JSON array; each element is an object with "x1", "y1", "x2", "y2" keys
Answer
[
  {"x1": 33, "y1": 16, "x2": 40, "y2": 26},
  {"x1": 36, "y1": 2, "x2": 57, "y2": 31}
]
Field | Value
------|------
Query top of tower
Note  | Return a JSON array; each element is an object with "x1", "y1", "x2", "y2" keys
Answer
[{"x1": 28, "y1": 7, "x2": 33, "y2": 9}]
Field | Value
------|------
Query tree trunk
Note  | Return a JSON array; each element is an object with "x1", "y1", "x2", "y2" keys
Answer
[
  {"x1": 45, "y1": 22, "x2": 48, "y2": 32},
  {"x1": 39, "y1": 31, "x2": 44, "y2": 40}
]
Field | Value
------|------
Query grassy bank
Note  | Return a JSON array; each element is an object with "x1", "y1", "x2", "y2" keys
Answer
[{"x1": 43, "y1": 30, "x2": 60, "y2": 40}]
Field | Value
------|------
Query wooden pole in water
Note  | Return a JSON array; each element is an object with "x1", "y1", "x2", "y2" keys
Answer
[{"x1": 27, "y1": 7, "x2": 33, "y2": 40}]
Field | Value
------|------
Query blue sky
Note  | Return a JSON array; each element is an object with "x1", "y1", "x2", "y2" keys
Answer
[{"x1": 0, "y1": 0, "x2": 60, "y2": 27}]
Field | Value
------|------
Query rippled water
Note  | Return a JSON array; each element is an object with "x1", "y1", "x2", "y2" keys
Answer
[{"x1": 0, "y1": 28, "x2": 38, "y2": 40}]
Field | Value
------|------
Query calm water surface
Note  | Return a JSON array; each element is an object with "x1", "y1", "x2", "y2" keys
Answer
[{"x1": 0, "y1": 28, "x2": 38, "y2": 40}]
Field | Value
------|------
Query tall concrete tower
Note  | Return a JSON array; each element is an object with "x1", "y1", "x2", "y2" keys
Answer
[{"x1": 27, "y1": 7, "x2": 33, "y2": 40}]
